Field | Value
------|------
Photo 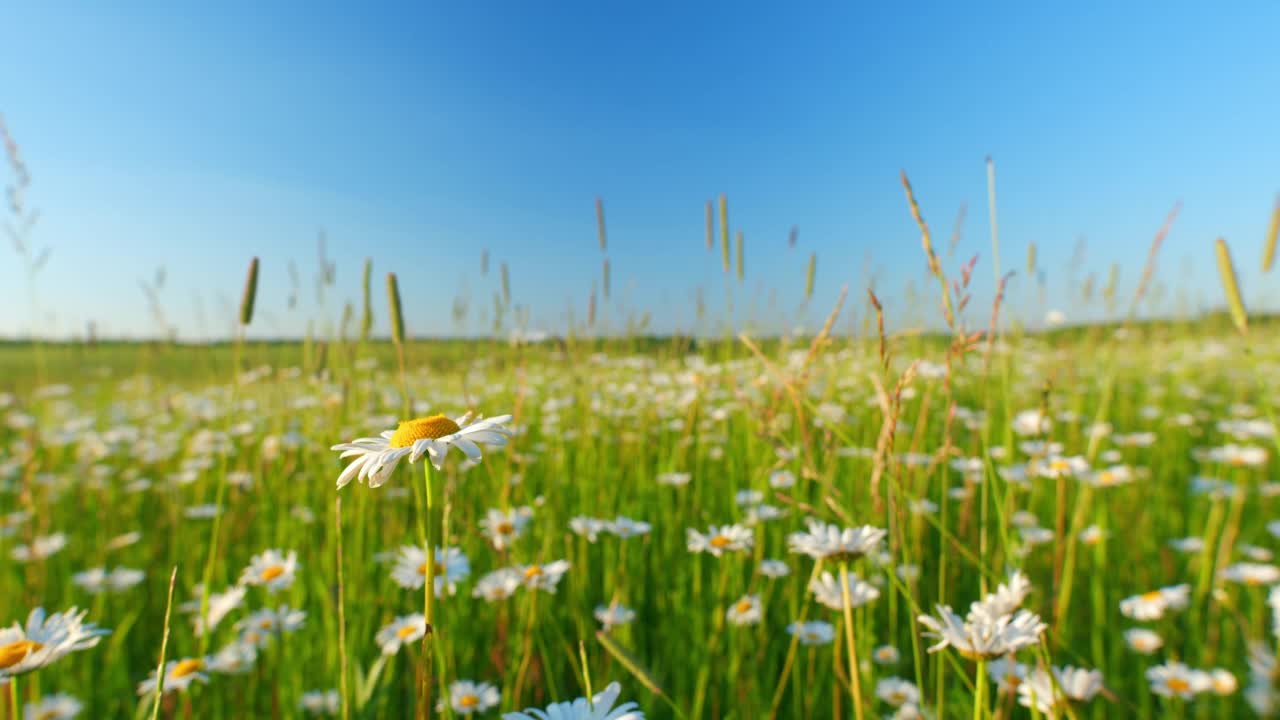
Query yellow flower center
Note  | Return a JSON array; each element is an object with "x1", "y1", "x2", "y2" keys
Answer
[
  {"x1": 172, "y1": 658, "x2": 204, "y2": 679},
  {"x1": 1168, "y1": 678, "x2": 1190, "y2": 693},
  {"x1": 1140, "y1": 590, "x2": 1163, "y2": 602},
  {"x1": 417, "y1": 562, "x2": 447, "y2": 576},
  {"x1": 396, "y1": 624, "x2": 419, "y2": 639},
  {"x1": 889, "y1": 691, "x2": 905, "y2": 703},
  {"x1": 459, "y1": 694, "x2": 480, "y2": 708},
  {"x1": 1098, "y1": 471, "x2": 1114, "y2": 485},
  {"x1": 389, "y1": 415, "x2": 462, "y2": 448},
  {"x1": 709, "y1": 535, "x2": 733, "y2": 549},
  {"x1": 496, "y1": 521, "x2": 514, "y2": 535},
  {"x1": 524, "y1": 565, "x2": 543, "y2": 579},
  {"x1": 734, "y1": 599, "x2": 754, "y2": 614},
  {"x1": 260, "y1": 565, "x2": 286, "y2": 582},
  {"x1": 1050, "y1": 459, "x2": 1072, "y2": 472},
  {"x1": 0, "y1": 639, "x2": 42, "y2": 669},
  {"x1": 259, "y1": 619, "x2": 274, "y2": 630}
]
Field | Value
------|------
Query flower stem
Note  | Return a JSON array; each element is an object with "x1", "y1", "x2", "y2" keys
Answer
[
  {"x1": 839, "y1": 562, "x2": 864, "y2": 720},
  {"x1": 974, "y1": 659, "x2": 988, "y2": 720},
  {"x1": 420, "y1": 462, "x2": 435, "y2": 720}
]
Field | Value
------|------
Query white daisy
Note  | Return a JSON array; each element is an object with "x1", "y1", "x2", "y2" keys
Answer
[
  {"x1": 1220, "y1": 562, "x2": 1280, "y2": 586},
  {"x1": 376, "y1": 613, "x2": 427, "y2": 655},
  {"x1": 809, "y1": 571, "x2": 880, "y2": 610},
  {"x1": 917, "y1": 605, "x2": 1046, "y2": 659},
  {"x1": 445, "y1": 680, "x2": 501, "y2": 715},
  {"x1": 21, "y1": 693, "x2": 82, "y2": 719},
  {"x1": 608, "y1": 516, "x2": 652, "y2": 539},
  {"x1": 876, "y1": 678, "x2": 920, "y2": 707},
  {"x1": 331, "y1": 413, "x2": 512, "y2": 488},
  {"x1": 1017, "y1": 665, "x2": 1103, "y2": 713},
  {"x1": 787, "y1": 518, "x2": 886, "y2": 561},
  {"x1": 136, "y1": 657, "x2": 209, "y2": 696},
  {"x1": 239, "y1": 549, "x2": 299, "y2": 591},
  {"x1": 300, "y1": 689, "x2": 341, "y2": 716},
  {"x1": 516, "y1": 561, "x2": 571, "y2": 593},
  {"x1": 1124, "y1": 628, "x2": 1163, "y2": 654},
  {"x1": 473, "y1": 568, "x2": 522, "y2": 602},
  {"x1": 594, "y1": 603, "x2": 636, "y2": 631},
  {"x1": 1120, "y1": 584, "x2": 1190, "y2": 621},
  {"x1": 0, "y1": 607, "x2": 109, "y2": 679},
  {"x1": 759, "y1": 559, "x2": 792, "y2": 578},
  {"x1": 481, "y1": 507, "x2": 533, "y2": 551},
  {"x1": 389, "y1": 545, "x2": 470, "y2": 597},
  {"x1": 687, "y1": 525, "x2": 753, "y2": 557},
  {"x1": 1147, "y1": 661, "x2": 1209, "y2": 699},
  {"x1": 726, "y1": 595, "x2": 762, "y2": 626},
  {"x1": 502, "y1": 681, "x2": 642, "y2": 720},
  {"x1": 786, "y1": 620, "x2": 835, "y2": 646}
]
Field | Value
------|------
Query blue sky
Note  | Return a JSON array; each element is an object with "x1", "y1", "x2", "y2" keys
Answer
[{"x1": 2, "y1": 1, "x2": 1278, "y2": 339}]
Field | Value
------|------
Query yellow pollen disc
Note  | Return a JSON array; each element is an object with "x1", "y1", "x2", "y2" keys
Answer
[
  {"x1": 889, "y1": 692, "x2": 905, "y2": 703},
  {"x1": 524, "y1": 566, "x2": 543, "y2": 579},
  {"x1": 1098, "y1": 471, "x2": 1114, "y2": 484},
  {"x1": 417, "y1": 562, "x2": 448, "y2": 576},
  {"x1": 1231, "y1": 456, "x2": 1248, "y2": 466},
  {"x1": 172, "y1": 658, "x2": 204, "y2": 678},
  {"x1": 1050, "y1": 460, "x2": 1071, "y2": 472},
  {"x1": 497, "y1": 521, "x2": 514, "y2": 535},
  {"x1": 709, "y1": 535, "x2": 732, "y2": 549},
  {"x1": 734, "y1": 600, "x2": 753, "y2": 614},
  {"x1": 1140, "y1": 590, "x2": 1163, "y2": 602},
  {"x1": 0, "y1": 639, "x2": 42, "y2": 669},
  {"x1": 260, "y1": 619, "x2": 274, "y2": 629},
  {"x1": 260, "y1": 565, "x2": 286, "y2": 582},
  {"x1": 459, "y1": 694, "x2": 480, "y2": 708},
  {"x1": 389, "y1": 415, "x2": 462, "y2": 448},
  {"x1": 396, "y1": 625, "x2": 419, "y2": 639},
  {"x1": 1167, "y1": 678, "x2": 1190, "y2": 693}
]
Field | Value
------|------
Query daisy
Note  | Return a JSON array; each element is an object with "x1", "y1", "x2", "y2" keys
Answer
[
  {"x1": 769, "y1": 469, "x2": 795, "y2": 489},
  {"x1": 917, "y1": 605, "x2": 1046, "y2": 659},
  {"x1": 1205, "y1": 444, "x2": 1267, "y2": 468},
  {"x1": 376, "y1": 613, "x2": 427, "y2": 655},
  {"x1": 481, "y1": 507, "x2": 533, "y2": 551},
  {"x1": 1169, "y1": 537, "x2": 1205, "y2": 554},
  {"x1": 656, "y1": 472, "x2": 691, "y2": 487},
  {"x1": 516, "y1": 560, "x2": 571, "y2": 593},
  {"x1": 1208, "y1": 668, "x2": 1238, "y2": 696},
  {"x1": 207, "y1": 641, "x2": 257, "y2": 674},
  {"x1": 726, "y1": 595, "x2": 762, "y2": 626},
  {"x1": 389, "y1": 545, "x2": 470, "y2": 597},
  {"x1": 1119, "y1": 584, "x2": 1190, "y2": 620},
  {"x1": 1017, "y1": 666, "x2": 1103, "y2": 713},
  {"x1": 876, "y1": 678, "x2": 920, "y2": 707},
  {"x1": 570, "y1": 516, "x2": 608, "y2": 542},
  {"x1": 1084, "y1": 465, "x2": 1134, "y2": 488},
  {"x1": 787, "y1": 620, "x2": 835, "y2": 646},
  {"x1": 11, "y1": 533, "x2": 68, "y2": 563},
  {"x1": 1147, "y1": 661, "x2": 1209, "y2": 699},
  {"x1": 502, "y1": 681, "x2": 642, "y2": 720},
  {"x1": 300, "y1": 689, "x2": 341, "y2": 716},
  {"x1": 331, "y1": 413, "x2": 512, "y2": 488},
  {"x1": 594, "y1": 603, "x2": 635, "y2": 631},
  {"x1": 872, "y1": 645, "x2": 901, "y2": 665},
  {"x1": 21, "y1": 694, "x2": 82, "y2": 719},
  {"x1": 445, "y1": 680, "x2": 501, "y2": 715},
  {"x1": 687, "y1": 525, "x2": 753, "y2": 557},
  {"x1": 180, "y1": 585, "x2": 246, "y2": 636},
  {"x1": 787, "y1": 519, "x2": 886, "y2": 561},
  {"x1": 759, "y1": 559, "x2": 791, "y2": 578},
  {"x1": 988, "y1": 657, "x2": 1027, "y2": 692},
  {"x1": 235, "y1": 606, "x2": 306, "y2": 648},
  {"x1": 239, "y1": 549, "x2": 299, "y2": 591},
  {"x1": 1220, "y1": 562, "x2": 1280, "y2": 586},
  {"x1": 809, "y1": 571, "x2": 880, "y2": 610},
  {"x1": 1124, "y1": 628, "x2": 1163, "y2": 654},
  {"x1": 608, "y1": 516, "x2": 651, "y2": 539},
  {"x1": 136, "y1": 657, "x2": 209, "y2": 696},
  {"x1": 473, "y1": 568, "x2": 522, "y2": 602},
  {"x1": 0, "y1": 608, "x2": 108, "y2": 679}
]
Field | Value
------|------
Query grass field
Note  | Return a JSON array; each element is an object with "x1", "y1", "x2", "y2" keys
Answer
[{"x1": 3, "y1": 297, "x2": 1280, "y2": 720}]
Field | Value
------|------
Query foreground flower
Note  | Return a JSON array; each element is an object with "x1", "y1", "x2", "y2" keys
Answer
[
  {"x1": 0, "y1": 607, "x2": 109, "y2": 679},
  {"x1": 137, "y1": 657, "x2": 209, "y2": 696},
  {"x1": 918, "y1": 605, "x2": 1046, "y2": 659},
  {"x1": 444, "y1": 680, "x2": 501, "y2": 715},
  {"x1": 687, "y1": 525, "x2": 753, "y2": 557},
  {"x1": 376, "y1": 613, "x2": 427, "y2": 655},
  {"x1": 787, "y1": 519, "x2": 886, "y2": 561},
  {"x1": 331, "y1": 413, "x2": 513, "y2": 488},
  {"x1": 502, "y1": 680, "x2": 643, "y2": 720},
  {"x1": 239, "y1": 549, "x2": 299, "y2": 591}
]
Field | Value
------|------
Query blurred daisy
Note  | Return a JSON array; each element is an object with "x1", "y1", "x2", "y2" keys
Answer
[
  {"x1": 73, "y1": 567, "x2": 144, "y2": 594},
  {"x1": 444, "y1": 680, "x2": 500, "y2": 715},
  {"x1": 207, "y1": 641, "x2": 257, "y2": 674},
  {"x1": 180, "y1": 584, "x2": 246, "y2": 636},
  {"x1": 481, "y1": 507, "x2": 533, "y2": 551},
  {"x1": 872, "y1": 645, "x2": 900, "y2": 665},
  {"x1": 1208, "y1": 668, "x2": 1238, "y2": 696},
  {"x1": 376, "y1": 613, "x2": 426, "y2": 655},
  {"x1": 11, "y1": 533, "x2": 68, "y2": 563},
  {"x1": 239, "y1": 549, "x2": 299, "y2": 591},
  {"x1": 769, "y1": 470, "x2": 795, "y2": 489},
  {"x1": 1147, "y1": 661, "x2": 1209, "y2": 699},
  {"x1": 918, "y1": 605, "x2": 1046, "y2": 659},
  {"x1": 300, "y1": 689, "x2": 341, "y2": 716},
  {"x1": 516, "y1": 560, "x2": 571, "y2": 593},
  {"x1": 656, "y1": 472, "x2": 691, "y2": 487},
  {"x1": 1220, "y1": 562, "x2": 1280, "y2": 586},
  {"x1": 137, "y1": 657, "x2": 209, "y2": 696},
  {"x1": 988, "y1": 657, "x2": 1027, "y2": 693},
  {"x1": 390, "y1": 545, "x2": 470, "y2": 597},
  {"x1": 1120, "y1": 585, "x2": 1190, "y2": 621},
  {"x1": 235, "y1": 606, "x2": 306, "y2": 648},
  {"x1": 1169, "y1": 537, "x2": 1205, "y2": 554},
  {"x1": 0, "y1": 607, "x2": 108, "y2": 679},
  {"x1": 570, "y1": 516, "x2": 608, "y2": 542},
  {"x1": 608, "y1": 516, "x2": 652, "y2": 539},
  {"x1": 330, "y1": 413, "x2": 512, "y2": 488},
  {"x1": 503, "y1": 681, "x2": 642, "y2": 720},
  {"x1": 473, "y1": 568, "x2": 522, "y2": 602},
  {"x1": 21, "y1": 694, "x2": 82, "y2": 720},
  {"x1": 787, "y1": 620, "x2": 835, "y2": 646},
  {"x1": 726, "y1": 595, "x2": 762, "y2": 626},
  {"x1": 787, "y1": 519, "x2": 886, "y2": 561},
  {"x1": 594, "y1": 603, "x2": 635, "y2": 631},
  {"x1": 876, "y1": 678, "x2": 920, "y2": 707},
  {"x1": 759, "y1": 559, "x2": 791, "y2": 578},
  {"x1": 1124, "y1": 628, "x2": 1163, "y2": 654},
  {"x1": 809, "y1": 571, "x2": 880, "y2": 610},
  {"x1": 687, "y1": 525, "x2": 753, "y2": 557},
  {"x1": 1017, "y1": 665, "x2": 1103, "y2": 713}
]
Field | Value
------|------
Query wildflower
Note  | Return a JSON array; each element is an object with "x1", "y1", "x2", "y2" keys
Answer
[
  {"x1": 809, "y1": 571, "x2": 880, "y2": 610},
  {"x1": 473, "y1": 568, "x2": 522, "y2": 602},
  {"x1": 787, "y1": 621, "x2": 835, "y2": 646},
  {"x1": 11, "y1": 533, "x2": 68, "y2": 563},
  {"x1": 918, "y1": 605, "x2": 1046, "y2": 659},
  {"x1": 1031, "y1": 455, "x2": 1088, "y2": 479},
  {"x1": 1124, "y1": 628, "x2": 1163, "y2": 654},
  {"x1": 0, "y1": 608, "x2": 108, "y2": 679},
  {"x1": 517, "y1": 560, "x2": 571, "y2": 593},
  {"x1": 137, "y1": 658, "x2": 209, "y2": 696},
  {"x1": 787, "y1": 519, "x2": 886, "y2": 561},
  {"x1": 375, "y1": 613, "x2": 426, "y2": 655},
  {"x1": 21, "y1": 694, "x2": 82, "y2": 720},
  {"x1": 988, "y1": 657, "x2": 1027, "y2": 692},
  {"x1": 759, "y1": 559, "x2": 791, "y2": 578},
  {"x1": 1205, "y1": 444, "x2": 1267, "y2": 468},
  {"x1": 239, "y1": 549, "x2": 299, "y2": 591},
  {"x1": 180, "y1": 585, "x2": 246, "y2": 636},
  {"x1": 481, "y1": 507, "x2": 533, "y2": 550},
  {"x1": 207, "y1": 641, "x2": 257, "y2": 674},
  {"x1": 973, "y1": 570, "x2": 1032, "y2": 616},
  {"x1": 502, "y1": 681, "x2": 643, "y2": 720},
  {"x1": 300, "y1": 689, "x2": 341, "y2": 716},
  {"x1": 570, "y1": 516, "x2": 609, "y2": 542},
  {"x1": 1208, "y1": 668, "x2": 1238, "y2": 696},
  {"x1": 1017, "y1": 665, "x2": 1103, "y2": 713},
  {"x1": 235, "y1": 606, "x2": 306, "y2": 648},
  {"x1": 445, "y1": 680, "x2": 501, "y2": 715},
  {"x1": 1220, "y1": 562, "x2": 1280, "y2": 586},
  {"x1": 594, "y1": 603, "x2": 635, "y2": 631},
  {"x1": 876, "y1": 678, "x2": 920, "y2": 707},
  {"x1": 390, "y1": 545, "x2": 470, "y2": 597},
  {"x1": 1084, "y1": 465, "x2": 1134, "y2": 488},
  {"x1": 1120, "y1": 584, "x2": 1190, "y2": 621},
  {"x1": 769, "y1": 470, "x2": 795, "y2": 489},
  {"x1": 655, "y1": 472, "x2": 691, "y2": 487},
  {"x1": 608, "y1": 516, "x2": 651, "y2": 539},
  {"x1": 331, "y1": 413, "x2": 512, "y2": 488},
  {"x1": 1147, "y1": 661, "x2": 1209, "y2": 699},
  {"x1": 687, "y1": 525, "x2": 753, "y2": 557},
  {"x1": 726, "y1": 595, "x2": 762, "y2": 626}
]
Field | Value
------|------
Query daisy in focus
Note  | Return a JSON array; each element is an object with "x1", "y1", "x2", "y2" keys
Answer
[
  {"x1": 0, "y1": 607, "x2": 109, "y2": 679},
  {"x1": 331, "y1": 412, "x2": 512, "y2": 488},
  {"x1": 502, "y1": 680, "x2": 643, "y2": 720}
]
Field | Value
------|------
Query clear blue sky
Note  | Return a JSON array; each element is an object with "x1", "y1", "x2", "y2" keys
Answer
[{"x1": 2, "y1": 1, "x2": 1278, "y2": 339}]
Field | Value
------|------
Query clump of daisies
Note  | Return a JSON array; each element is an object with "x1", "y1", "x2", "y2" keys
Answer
[{"x1": 918, "y1": 570, "x2": 1045, "y2": 660}]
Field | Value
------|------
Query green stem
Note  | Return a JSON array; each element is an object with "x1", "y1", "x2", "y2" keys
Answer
[
  {"x1": 974, "y1": 659, "x2": 988, "y2": 720},
  {"x1": 839, "y1": 562, "x2": 864, "y2": 720},
  {"x1": 421, "y1": 461, "x2": 435, "y2": 719}
]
